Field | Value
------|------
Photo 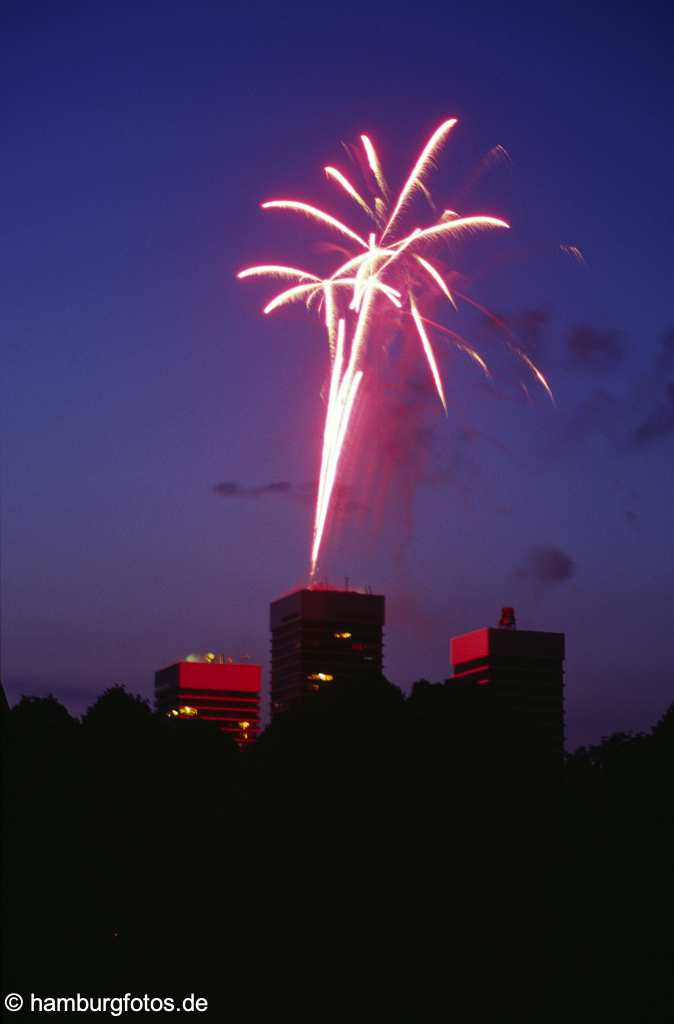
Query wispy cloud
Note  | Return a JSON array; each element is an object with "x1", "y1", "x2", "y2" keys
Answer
[
  {"x1": 633, "y1": 381, "x2": 674, "y2": 447},
  {"x1": 515, "y1": 545, "x2": 576, "y2": 586},
  {"x1": 212, "y1": 480, "x2": 292, "y2": 498},
  {"x1": 567, "y1": 324, "x2": 624, "y2": 371},
  {"x1": 212, "y1": 479, "x2": 367, "y2": 515}
]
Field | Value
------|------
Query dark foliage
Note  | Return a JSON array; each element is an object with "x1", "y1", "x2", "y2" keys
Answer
[{"x1": 2, "y1": 683, "x2": 672, "y2": 1019}]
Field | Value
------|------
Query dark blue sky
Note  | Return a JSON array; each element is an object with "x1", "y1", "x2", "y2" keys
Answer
[{"x1": 3, "y1": 3, "x2": 673, "y2": 745}]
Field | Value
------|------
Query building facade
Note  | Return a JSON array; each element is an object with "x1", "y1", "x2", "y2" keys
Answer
[
  {"x1": 448, "y1": 609, "x2": 565, "y2": 760},
  {"x1": 270, "y1": 587, "x2": 385, "y2": 717},
  {"x1": 155, "y1": 655, "x2": 261, "y2": 745}
]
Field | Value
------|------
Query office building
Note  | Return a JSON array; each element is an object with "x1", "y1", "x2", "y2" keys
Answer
[
  {"x1": 270, "y1": 586, "x2": 385, "y2": 717},
  {"x1": 448, "y1": 608, "x2": 564, "y2": 759},
  {"x1": 155, "y1": 653, "x2": 261, "y2": 745}
]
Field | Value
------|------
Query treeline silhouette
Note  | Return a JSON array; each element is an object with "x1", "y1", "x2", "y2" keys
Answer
[{"x1": 2, "y1": 681, "x2": 673, "y2": 1019}]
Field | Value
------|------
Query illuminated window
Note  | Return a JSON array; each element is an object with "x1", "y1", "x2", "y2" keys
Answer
[
  {"x1": 178, "y1": 705, "x2": 198, "y2": 717},
  {"x1": 307, "y1": 673, "x2": 334, "y2": 682},
  {"x1": 333, "y1": 632, "x2": 352, "y2": 639}
]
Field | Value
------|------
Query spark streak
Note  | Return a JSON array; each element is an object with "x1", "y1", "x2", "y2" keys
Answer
[
  {"x1": 407, "y1": 214, "x2": 510, "y2": 246},
  {"x1": 262, "y1": 201, "x2": 369, "y2": 249},
  {"x1": 382, "y1": 118, "x2": 457, "y2": 240},
  {"x1": 360, "y1": 134, "x2": 388, "y2": 198},
  {"x1": 325, "y1": 167, "x2": 375, "y2": 220},
  {"x1": 263, "y1": 283, "x2": 320, "y2": 314},
  {"x1": 238, "y1": 265, "x2": 321, "y2": 282},
  {"x1": 410, "y1": 294, "x2": 448, "y2": 414},
  {"x1": 415, "y1": 256, "x2": 457, "y2": 309},
  {"x1": 311, "y1": 317, "x2": 364, "y2": 574}
]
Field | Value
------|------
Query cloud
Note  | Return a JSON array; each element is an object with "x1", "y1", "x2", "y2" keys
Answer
[
  {"x1": 212, "y1": 481, "x2": 292, "y2": 499},
  {"x1": 624, "y1": 499, "x2": 640, "y2": 530},
  {"x1": 630, "y1": 329, "x2": 674, "y2": 447},
  {"x1": 654, "y1": 328, "x2": 674, "y2": 372},
  {"x1": 633, "y1": 381, "x2": 674, "y2": 447},
  {"x1": 546, "y1": 326, "x2": 674, "y2": 451},
  {"x1": 515, "y1": 546, "x2": 576, "y2": 586},
  {"x1": 564, "y1": 388, "x2": 624, "y2": 446},
  {"x1": 212, "y1": 479, "x2": 367, "y2": 516},
  {"x1": 481, "y1": 308, "x2": 549, "y2": 359},
  {"x1": 567, "y1": 325, "x2": 624, "y2": 370},
  {"x1": 508, "y1": 309, "x2": 549, "y2": 358}
]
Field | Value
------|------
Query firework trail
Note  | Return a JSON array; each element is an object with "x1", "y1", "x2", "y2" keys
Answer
[{"x1": 238, "y1": 118, "x2": 553, "y2": 576}]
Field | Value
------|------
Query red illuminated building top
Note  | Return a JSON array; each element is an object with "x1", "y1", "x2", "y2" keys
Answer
[
  {"x1": 450, "y1": 626, "x2": 565, "y2": 674},
  {"x1": 154, "y1": 657, "x2": 261, "y2": 744}
]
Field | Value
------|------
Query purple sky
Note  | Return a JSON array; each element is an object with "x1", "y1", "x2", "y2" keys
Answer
[{"x1": 3, "y1": 3, "x2": 673, "y2": 747}]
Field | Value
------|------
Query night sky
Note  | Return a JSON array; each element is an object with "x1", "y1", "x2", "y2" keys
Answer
[{"x1": 3, "y1": 3, "x2": 673, "y2": 747}]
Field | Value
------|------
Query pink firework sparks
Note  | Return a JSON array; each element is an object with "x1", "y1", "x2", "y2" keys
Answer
[{"x1": 238, "y1": 118, "x2": 553, "y2": 577}]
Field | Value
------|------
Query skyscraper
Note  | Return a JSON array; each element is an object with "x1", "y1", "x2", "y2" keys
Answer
[
  {"x1": 155, "y1": 654, "x2": 261, "y2": 745},
  {"x1": 270, "y1": 587, "x2": 385, "y2": 717},
  {"x1": 448, "y1": 608, "x2": 565, "y2": 760}
]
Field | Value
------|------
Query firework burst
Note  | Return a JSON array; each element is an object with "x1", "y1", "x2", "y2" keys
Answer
[{"x1": 238, "y1": 118, "x2": 553, "y2": 577}]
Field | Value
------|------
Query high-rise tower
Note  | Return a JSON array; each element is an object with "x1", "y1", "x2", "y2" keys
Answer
[
  {"x1": 448, "y1": 609, "x2": 565, "y2": 760},
  {"x1": 270, "y1": 587, "x2": 385, "y2": 717}
]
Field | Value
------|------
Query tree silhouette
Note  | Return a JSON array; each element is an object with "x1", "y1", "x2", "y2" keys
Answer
[
  {"x1": 81, "y1": 684, "x2": 153, "y2": 733},
  {"x1": 3, "y1": 680, "x2": 673, "y2": 1017},
  {"x1": 9, "y1": 692, "x2": 77, "y2": 739},
  {"x1": 652, "y1": 699, "x2": 674, "y2": 741}
]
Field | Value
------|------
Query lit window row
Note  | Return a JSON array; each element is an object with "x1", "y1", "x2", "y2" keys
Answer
[{"x1": 167, "y1": 705, "x2": 199, "y2": 718}]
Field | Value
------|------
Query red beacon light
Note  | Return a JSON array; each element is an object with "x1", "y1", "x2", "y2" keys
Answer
[{"x1": 498, "y1": 607, "x2": 516, "y2": 630}]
